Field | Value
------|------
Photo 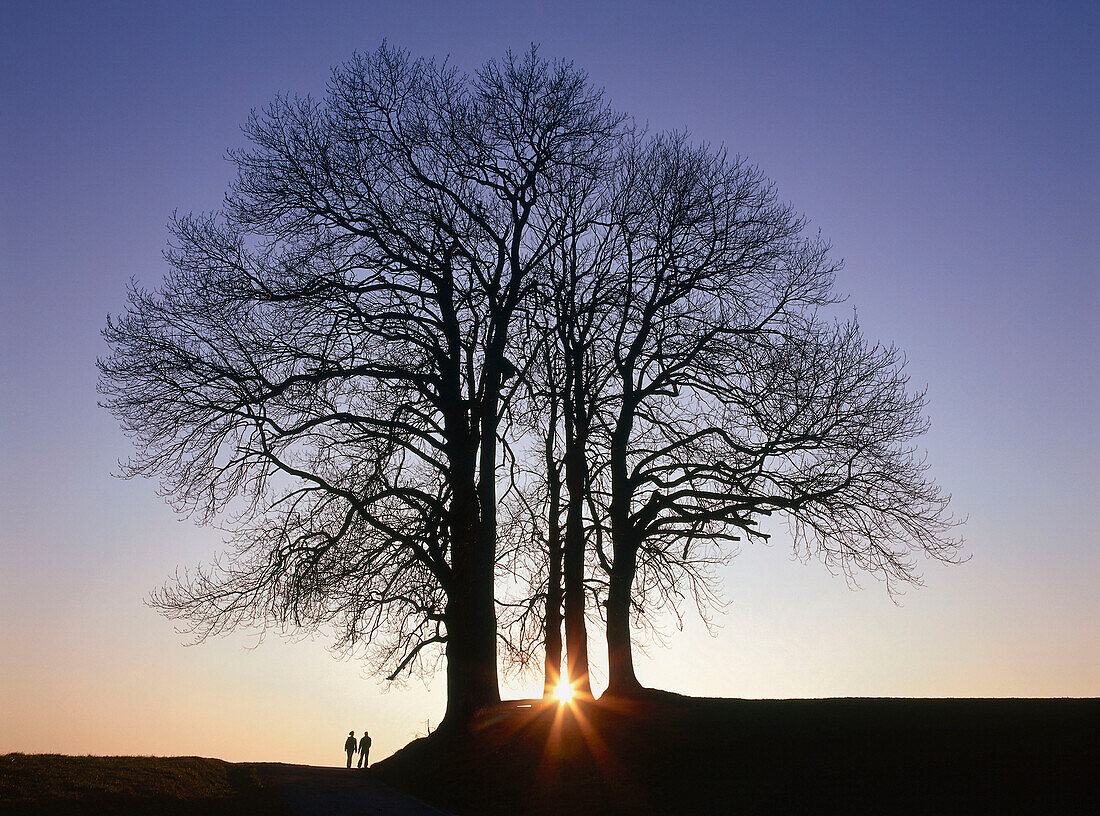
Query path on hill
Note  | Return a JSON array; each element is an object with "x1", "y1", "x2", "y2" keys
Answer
[{"x1": 251, "y1": 763, "x2": 455, "y2": 816}]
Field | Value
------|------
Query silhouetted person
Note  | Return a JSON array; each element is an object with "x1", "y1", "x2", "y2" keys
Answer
[
  {"x1": 344, "y1": 731, "x2": 356, "y2": 768},
  {"x1": 358, "y1": 730, "x2": 372, "y2": 768}
]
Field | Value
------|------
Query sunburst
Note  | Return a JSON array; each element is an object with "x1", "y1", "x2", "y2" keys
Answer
[{"x1": 553, "y1": 677, "x2": 574, "y2": 704}]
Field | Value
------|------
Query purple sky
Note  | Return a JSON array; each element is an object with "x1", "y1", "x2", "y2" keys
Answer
[{"x1": 2, "y1": 1, "x2": 1097, "y2": 766}]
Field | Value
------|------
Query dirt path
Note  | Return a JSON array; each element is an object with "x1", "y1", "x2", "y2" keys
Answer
[{"x1": 251, "y1": 763, "x2": 456, "y2": 816}]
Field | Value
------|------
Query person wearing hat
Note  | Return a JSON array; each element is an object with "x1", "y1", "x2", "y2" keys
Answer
[{"x1": 344, "y1": 731, "x2": 357, "y2": 768}]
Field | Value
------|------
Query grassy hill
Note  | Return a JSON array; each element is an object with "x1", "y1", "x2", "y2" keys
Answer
[
  {"x1": 371, "y1": 693, "x2": 1099, "y2": 815},
  {"x1": 0, "y1": 754, "x2": 293, "y2": 816}
]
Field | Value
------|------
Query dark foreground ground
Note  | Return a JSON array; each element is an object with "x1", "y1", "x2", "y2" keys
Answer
[
  {"x1": 0, "y1": 754, "x2": 290, "y2": 815},
  {"x1": 0, "y1": 754, "x2": 449, "y2": 815},
  {"x1": 372, "y1": 694, "x2": 1100, "y2": 815},
  {"x1": 4, "y1": 696, "x2": 1097, "y2": 815}
]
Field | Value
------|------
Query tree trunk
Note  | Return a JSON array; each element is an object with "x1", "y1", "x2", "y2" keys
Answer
[
  {"x1": 440, "y1": 491, "x2": 501, "y2": 730},
  {"x1": 442, "y1": 582, "x2": 500, "y2": 729},
  {"x1": 543, "y1": 399, "x2": 564, "y2": 697},
  {"x1": 604, "y1": 545, "x2": 642, "y2": 696},
  {"x1": 563, "y1": 362, "x2": 591, "y2": 697},
  {"x1": 563, "y1": 500, "x2": 590, "y2": 696},
  {"x1": 438, "y1": 393, "x2": 501, "y2": 732},
  {"x1": 475, "y1": 385, "x2": 503, "y2": 704},
  {"x1": 543, "y1": 533, "x2": 564, "y2": 696},
  {"x1": 605, "y1": 394, "x2": 641, "y2": 696}
]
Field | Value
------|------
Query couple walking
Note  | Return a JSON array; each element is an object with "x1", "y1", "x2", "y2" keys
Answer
[{"x1": 344, "y1": 730, "x2": 371, "y2": 768}]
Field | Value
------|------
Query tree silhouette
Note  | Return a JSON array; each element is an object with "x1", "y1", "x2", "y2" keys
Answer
[
  {"x1": 500, "y1": 130, "x2": 961, "y2": 696},
  {"x1": 589, "y1": 132, "x2": 961, "y2": 693},
  {"x1": 100, "y1": 44, "x2": 622, "y2": 730},
  {"x1": 101, "y1": 43, "x2": 960, "y2": 724}
]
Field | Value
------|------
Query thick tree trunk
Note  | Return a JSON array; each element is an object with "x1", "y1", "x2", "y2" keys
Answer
[
  {"x1": 438, "y1": 386, "x2": 501, "y2": 732},
  {"x1": 605, "y1": 394, "x2": 642, "y2": 696},
  {"x1": 604, "y1": 545, "x2": 642, "y2": 696},
  {"x1": 440, "y1": 490, "x2": 501, "y2": 731},
  {"x1": 442, "y1": 590, "x2": 500, "y2": 729}
]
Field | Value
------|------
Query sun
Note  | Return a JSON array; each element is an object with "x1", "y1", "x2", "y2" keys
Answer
[{"x1": 553, "y1": 677, "x2": 574, "y2": 704}]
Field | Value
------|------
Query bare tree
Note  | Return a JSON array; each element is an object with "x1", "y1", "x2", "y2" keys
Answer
[
  {"x1": 101, "y1": 44, "x2": 959, "y2": 719},
  {"x1": 581, "y1": 132, "x2": 962, "y2": 695},
  {"x1": 494, "y1": 128, "x2": 960, "y2": 700},
  {"x1": 100, "y1": 44, "x2": 621, "y2": 730}
]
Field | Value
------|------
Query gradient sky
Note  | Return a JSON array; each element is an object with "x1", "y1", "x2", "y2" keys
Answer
[{"x1": 2, "y1": 1, "x2": 1097, "y2": 767}]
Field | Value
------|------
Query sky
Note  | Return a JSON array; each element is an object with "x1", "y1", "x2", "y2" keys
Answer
[{"x1": 1, "y1": 0, "x2": 1097, "y2": 767}]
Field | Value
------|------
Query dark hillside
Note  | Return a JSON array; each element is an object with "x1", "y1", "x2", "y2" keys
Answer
[
  {"x1": 372, "y1": 694, "x2": 1099, "y2": 815},
  {"x1": 0, "y1": 754, "x2": 293, "y2": 816}
]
